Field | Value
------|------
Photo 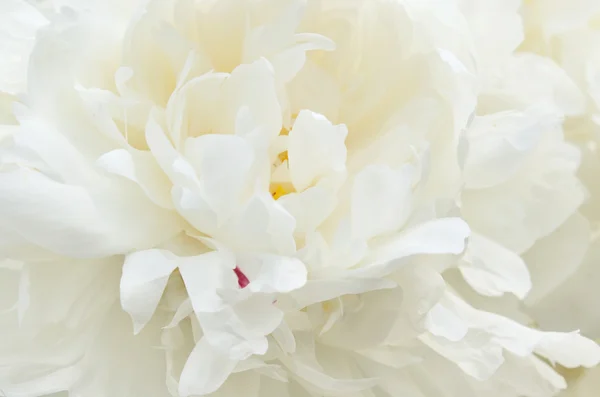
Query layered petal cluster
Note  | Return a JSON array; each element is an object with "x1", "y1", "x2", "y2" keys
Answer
[
  {"x1": 492, "y1": 2, "x2": 600, "y2": 393},
  {"x1": 0, "y1": 1, "x2": 599, "y2": 397}
]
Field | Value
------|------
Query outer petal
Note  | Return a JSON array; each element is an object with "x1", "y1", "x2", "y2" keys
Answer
[
  {"x1": 0, "y1": 168, "x2": 179, "y2": 258},
  {"x1": 68, "y1": 305, "x2": 171, "y2": 397},
  {"x1": 0, "y1": 257, "x2": 171, "y2": 397}
]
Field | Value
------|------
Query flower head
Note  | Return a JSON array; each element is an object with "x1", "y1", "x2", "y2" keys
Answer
[{"x1": 0, "y1": 0, "x2": 599, "y2": 396}]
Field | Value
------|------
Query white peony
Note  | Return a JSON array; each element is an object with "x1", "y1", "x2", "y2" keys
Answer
[{"x1": 0, "y1": 1, "x2": 599, "y2": 396}]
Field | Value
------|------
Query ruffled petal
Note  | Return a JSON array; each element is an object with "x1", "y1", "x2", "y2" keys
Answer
[
  {"x1": 179, "y1": 338, "x2": 239, "y2": 397},
  {"x1": 460, "y1": 232, "x2": 531, "y2": 299},
  {"x1": 351, "y1": 164, "x2": 415, "y2": 241},
  {"x1": 120, "y1": 249, "x2": 179, "y2": 333},
  {"x1": 288, "y1": 110, "x2": 347, "y2": 192}
]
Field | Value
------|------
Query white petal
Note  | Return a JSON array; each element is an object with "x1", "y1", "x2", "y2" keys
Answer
[
  {"x1": 419, "y1": 332, "x2": 504, "y2": 381},
  {"x1": 288, "y1": 60, "x2": 341, "y2": 124},
  {"x1": 198, "y1": 295, "x2": 282, "y2": 360},
  {"x1": 278, "y1": 184, "x2": 338, "y2": 234},
  {"x1": 459, "y1": 232, "x2": 531, "y2": 299},
  {"x1": 463, "y1": 108, "x2": 547, "y2": 189},
  {"x1": 282, "y1": 356, "x2": 378, "y2": 394},
  {"x1": 561, "y1": 365, "x2": 600, "y2": 396},
  {"x1": 285, "y1": 278, "x2": 396, "y2": 310},
  {"x1": 70, "y1": 304, "x2": 171, "y2": 397},
  {"x1": 167, "y1": 72, "x2": 228, "y2": 144},
  {"x1": 242, "y1": 0, "x2": 304, "y2": 63},
  {"x1": 268, "y1": 33, "x2": 336, "y2": 85},
  {"x1": 242, "y1": 1, "x2": 334, "y2": 85},
  {"x1": 178, "y1": 251, "x2": 237, "y2": 313},
  {"x1": 97, "y1": 148, "x2": 174, "y2": 209},
  {"x1": 172, "y1": 185, "x2": 219, "y2": 237},
  {"x1": 211, "y1": 371, "x2": 261, "y2": 397},
  {"x1": 288, "y1": 110, "x2": 347, "y2": 192},
  {"x1": 120, "y1": 249, "x2": 179, "y2": 334},
  {"x1": 0, "y1": 367, "x2": 78, "y2": 397},
  {"x1": 0, "y1": 0, "x2": 48, "y2": 95},
  {"x1": 165, "y1": 298, "x2": 193, "y2": 329},
  {"x1": 523, "y1": 213, "x2": 589, "y2": 305},
  {"x1": 272, "y1": 321, "x2": 296, "y2": 354},
  {"x1": 145, "y1": 112, "x2": 199, "y2": 190},
  {"x1": 7, "y1": 115, "x2": 100, "y2": 184},
  {"x1": 145, "y1": 113, "x2": 219, "y2": 234},
  {"x1": 482, "y1": 53, "x2": 586, "y2": 117},
  {"x1": 386, "y1": 265, "x2": 446, "y2": 339},
  {"x1": 525, "y1": 238, "x2": 600, "y2": 335},
  {"x1": 535, "y1": 332, "x2": 600, "y2": 369},
  {"x1": 179, "y1": 338, "x2": 238, "y2": 397},
  {"x1": 424, "y1": 302, "x2": 469, "y2": 342},
  {"x1": 184, "y1": 134, "x2": 255, "y2": 221},
  {"x1": 223, "y1": 58, "x2": 282, "y2": 139},
  {"x1": 319, "y1": 289, "x2": 405, "y2": 350},
  {"x1": 361, "y1": 218, "x2": 470, "y2": 277},
  {"x1": 241, "y1": 254, "x2": 307, "y2": 294},
  {"x1": 76, "y1": 85, "x2": 152, "y2": 149},
  {"x1": 0, "y1": 169, "x2": 123, "y2": 257},
  {"x1": 444, "y1": 294, "x2": 600, "y2": 368},
  {"x1": 219, "y1": 194, "x2": 296, "y2": 255},
  {"x1": 458, "y1": 0, "x2": 523, "y2": 68},
  {"x1": 351, "y1": 164, "x2": 415, "y2": 241},
  {"x1": 462, "y1": 129, "x2": 585, "y2": 254}
]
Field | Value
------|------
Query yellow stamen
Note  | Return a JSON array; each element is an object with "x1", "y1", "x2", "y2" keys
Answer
[
  {"x1": 278, "y1": 150, "x2": 289, "y2": 163},
  {"x1": 270, "y1": 183, "x2": 294, "y2": 200}
]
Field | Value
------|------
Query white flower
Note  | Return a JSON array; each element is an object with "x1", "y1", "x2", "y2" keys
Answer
[{"x1": 0, "y1": 1, "x2": 599, "y2": 397}]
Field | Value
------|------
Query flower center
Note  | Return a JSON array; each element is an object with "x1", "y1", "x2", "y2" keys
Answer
[{"x1": 270, "y1": 148, "x2": 295, "y2": 199}]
